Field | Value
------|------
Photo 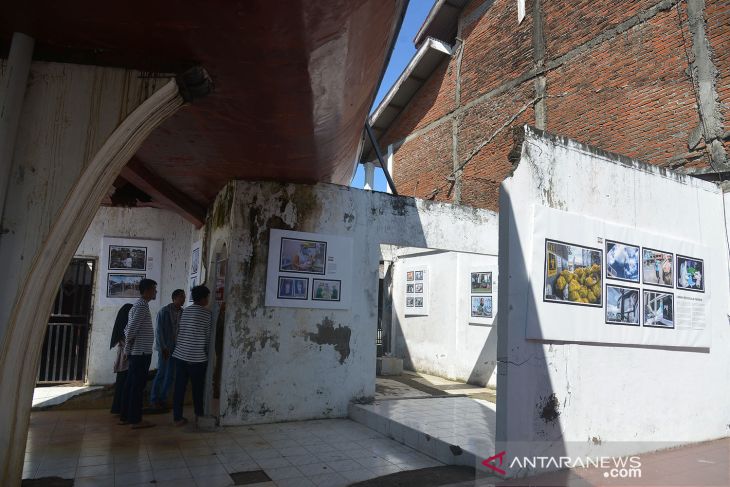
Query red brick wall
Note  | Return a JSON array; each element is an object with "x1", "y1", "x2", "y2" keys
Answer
[
  {"x1": 547, "y1": 8, "x2": 701, "y2": 165},
  {"x1": 381, "y1": 0, "x2": 726, "y2": 212},
  {"x1": 392, "y1": 122, "x2": 454, "y2": 203}
]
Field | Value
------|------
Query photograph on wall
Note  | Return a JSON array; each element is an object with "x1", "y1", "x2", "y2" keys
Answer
[
  {"x1": 107, "y1": 273, "x2": 145, "y2": 298},
  {"x1": 415, "y1": 271, "x2": 424, "y2": 281},
  {"x1": 643, "y1": 291, "x2": 674, "y2": 328},
  {"x1": 543, "y1": 239, "x2": 603, "y2": 307},
  {"x1": 415, "y1": 297, "x2": 423, "y2": 307},
  {"x1": 191, "y1": 247, "x2": 200, "y2": 275},
  {"x1": 277, "y1": 277, "x2": 308, "y2": 300},
  {"x1": 312, "y1": 279, "x2": 341, "y2": 302},
  {"x1": 279, "y1": 237, "x2": 327, "y2": 274},
  {"x1": 605, "y1": 285, "x2": 640, "y2": 326},
  {"x1": 108, "y1": 245, "x2": 147, "y2": 271},
  {"x1": 605, "y1": 241, "x2": 640, "y2": 283},
  {"x1": 406, "y1": 284, "x2": 414, "y2": 293},
  {"x1": 414, "y1": 283, "x2": 423, "y2": 293},
  {"x1": 471, "y1": 272, "x2": 493, "y2": 293},
  {"x1": 407, "y1": 271, "x2": 414, "y2": 281},
  {"x1": 188, "y1": 275, "x2": 197, "y2": 302},
  {"x1": 406, "y1": 297, "x2": 414, "y2": 307},
  {"x1": 676, "y1": 255, "x2": 704, "y2": 292},
  {"x1": 471, "y1": 295, "x2": 493, "y2": 318},
  {"x1": 642, "y1": 248, "x2": 673, "y2": 288}
]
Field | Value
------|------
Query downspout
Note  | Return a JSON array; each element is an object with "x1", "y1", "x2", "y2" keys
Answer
[{"x1": 0, "y1": 33, "x2": 34, "y2": 235}]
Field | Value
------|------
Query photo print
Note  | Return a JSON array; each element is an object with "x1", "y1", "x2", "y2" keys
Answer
[
  {"x1": 643, "y1": 291, "x2": 674, "y2": 328},
  {"x1": 279, "y1": 238, "x2": 327, "y2": 274},
  {"x1": 677, "y1": 255, "x2": 704, "y2": 292},
  {"x1": 414, "y1": 297, "x2": 424, "y2": 307},
  {"x1": 642, "y1": 248, "x2": 673, "y2": 288},
  {"x1": 414, "y1": 283, "x2": 423, "y2": 293},
  {"x1": 471, "y1": 295, "x2": 493, "y2": 318},
  {"x1": 605, "y1": 241, "x2": 640, "y2": 283},
  {"x1": 415, "y1": 270, "x2": 424, "y2": 281},
  {"x1": 605, "y1": 285, "x2": 640, "y2": 326},
  {"x1": 277, "y1": 277, "x2": 308, "y2": 300},
  {"x1": 191, "y1": 247, "x2": 200, "y2": 275},
  {"x1": 312, "y1": 279, "x2": 341, "y2": 301},
  {"x1": 406, "y1": 284, "x2": 414, "y2": 293},
  {"x1": 406, "y1": 297, "x2": 414, "y2": 307},
  {"x1": 406, "y1": 271, "x2": 414, "y2": 281},
  {"x1": 107, "y1": 273, "x2": 146, "y2": 298},
  {"x1": 108, "y1": 245, "x2": 147, "y2": 271},
  {"x1": 471, "y1": 272, "x2": 493, "y2": 293},
  {"x1": 544, "y1": 239, "x2": 603, "y2": 307}
]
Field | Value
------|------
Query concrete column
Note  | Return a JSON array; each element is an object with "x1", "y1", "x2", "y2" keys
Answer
[
  {"x1": 364, "y1": 162, "x2": 375, "y2": 191},
  {"x1": 0, "y1": 32, "x2": 34, "y2": 229}
]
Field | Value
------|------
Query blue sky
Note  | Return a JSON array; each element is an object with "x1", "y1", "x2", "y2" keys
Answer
[{"x1": 350, "y1": 0, "x2": 436, "y2": 191}]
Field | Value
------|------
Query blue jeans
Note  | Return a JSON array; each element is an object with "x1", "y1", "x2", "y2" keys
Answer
[{"x1": 149, "y1": 352, "x2": 174, "y2": 405}]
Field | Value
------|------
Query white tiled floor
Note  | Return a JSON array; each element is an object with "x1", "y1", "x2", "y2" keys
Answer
[
  {"x1": 350, "y1": 396, "x2": 496, "y2": 465},
  {"x1": 24, "y1": 408, "x2": 443, "y2": 486}
]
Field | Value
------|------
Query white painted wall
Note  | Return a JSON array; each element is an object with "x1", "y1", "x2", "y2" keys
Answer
[
  {"x1": 208, "y1": 181, "x2": 498, "y2": 425},
  {"x1": 76, "y1": 206, "x2": 194, "y2": 385},
  {"x1": 497, "y1": 126, "x2": 730, "y2": 471},
  {"x1": 392, "y1": 249, "x2": 498, "y2": 387}
]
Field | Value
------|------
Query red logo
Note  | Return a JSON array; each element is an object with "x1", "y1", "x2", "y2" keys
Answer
[{"x1": 482, "y1": 451, "x2": 507, "y2": 475}]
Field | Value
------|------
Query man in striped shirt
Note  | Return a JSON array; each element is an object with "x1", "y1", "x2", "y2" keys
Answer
[
  {"x1": 121, "y1": 278, "x2": 157, "y2": 429},
  {"x1": 172, "y1": 285, "x2": 213, "y2": 426}
]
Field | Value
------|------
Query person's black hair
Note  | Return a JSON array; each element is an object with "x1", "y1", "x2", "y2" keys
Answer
[
  {"x1": 171, "y1": 289, "x2": 185, "y2": 300},
  {"x1": 110, "y1": 303, "x2": 133, "y2": 349},
  {"x1": 191, "y1": 285, "x2": 211, "y2": 303},
  {"x1": 139, "y1": 278, "x2": 157, "y2": 294}
]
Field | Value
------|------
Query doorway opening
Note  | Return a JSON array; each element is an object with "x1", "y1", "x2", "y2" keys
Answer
[{"x1": 37, "y1": 258, "x2": 95, "y2": 384}]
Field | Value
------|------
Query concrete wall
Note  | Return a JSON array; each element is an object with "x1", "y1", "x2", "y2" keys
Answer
[
  {"x1": 76, "y1": 206, "x2": 194, "y2": 385},
  {"x1": 392, "y1": 249, "x2": 498, "y2": 387},
  {"x1": 497, "y1": 126, "x2": 730, "y2": 469},
  {"x1": 206, "y1": 181, "x2": 498, "y2": 425}
]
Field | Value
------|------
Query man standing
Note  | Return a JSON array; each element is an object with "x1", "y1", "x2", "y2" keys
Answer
[
  {"x1": 122, "y1": 278, "x2": 157, "y2": 429},
  {"x1": 149, "y1": 289, "x2": 185, "y2": 409},
  {"x1": 172, "y1": 285, "x2": 213, "y2": 426}
]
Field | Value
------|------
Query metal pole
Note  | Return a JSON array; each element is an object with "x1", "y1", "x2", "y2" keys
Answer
[
  {"x1": 0, "y1": 32, "x2": 34, "y2": 231},
  {"x1": 365, "y1": 123, "x2": 398, "y2": 196}
]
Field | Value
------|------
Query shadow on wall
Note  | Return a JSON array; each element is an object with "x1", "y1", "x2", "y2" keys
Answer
[
  {"x1": 467, "y1": 317, "x2": 498, "y2": 387},
  {"x1": 492, "y1": 183, "x2": 566, "y2": 480}
]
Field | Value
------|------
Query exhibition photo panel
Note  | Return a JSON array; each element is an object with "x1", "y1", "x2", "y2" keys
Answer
[
  {"x1": 279, "y1": 237, "x2": 327, "y2": 275},
  {"x1": 312, "y1": 279, "x2": 341, "y2": 302},
  {"x1": 543, "y1": 239, "x2": 603, "y2": 307},
  {"x1": 605, "y1": 285, "x2": 640, "y2": 326},
  {"x1": 605, "y1": 240, "x2": 640, "y2": 283},
  {"x1": 277, "y1": 276, "x2": 308, "y2": 300},
  {"x1": 676, "y1": 255, "x2": 704, "y2": 292},
  {"x1": 471, "y1": 295, "x2": 493, "y2": 318},
  {"x1": 642, "y1": 248, "x2": 673, "y2": 288},
  {"x1": 404, "y1": 266, "x2": 429, "y2": 316},
  {"x1": 643, "y1": 290, "x2": 674, "y2": 328},
  {"x1": 108, "y1": 245, "x2": 147, "y2": 271},
  {"x1": 471, "y1": 271, "x2": 493, "y2": 293},
  {"x1": 107, "y1": 273, "x2": 145, "y2": 298}
]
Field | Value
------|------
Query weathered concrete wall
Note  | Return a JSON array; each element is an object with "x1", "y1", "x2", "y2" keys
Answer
[
  {"x1": 76, "y1": 206, "x2": 194, "y2": 385},
  {"x1": 210, "y1": 181, "x2": 497, "y2": 425},
  {"x1": 497, "y1": 126, "x2": 730, "y2": 468},
  {"x1": 392, "y1": 249, "x2": 499, "y2": 387}
]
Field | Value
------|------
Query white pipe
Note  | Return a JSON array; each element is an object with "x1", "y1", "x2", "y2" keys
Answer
[
  {"x1": 386, "y1": 144, "x2": 394, "y2": 194},
  {"x1": 364, "y1": 162, "x2": 375, "y2": 191},
  {"x1": 0, "y1": 32, "x2": 34, "y2": 230}
]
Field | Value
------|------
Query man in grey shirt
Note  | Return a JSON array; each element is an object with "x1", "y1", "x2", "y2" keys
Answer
[{"x1": 149, "y1": 289, "x2": 185, "y2": 409}]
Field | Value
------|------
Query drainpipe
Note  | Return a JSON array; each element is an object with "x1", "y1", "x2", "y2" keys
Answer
[{"x1": 0, "y1": 32, "x2": 34, "y2": 232}]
